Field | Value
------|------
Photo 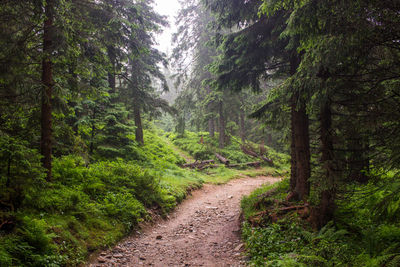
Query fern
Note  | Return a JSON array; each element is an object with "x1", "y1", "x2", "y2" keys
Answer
[{"x1": 385, "y1": 254, "x2": 400, "y2": 267}]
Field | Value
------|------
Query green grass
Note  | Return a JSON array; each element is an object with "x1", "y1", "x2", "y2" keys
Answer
[
  {"x1": 166, "y1": 131, "x2": 290, "y2": 185},
  {"x1": 198, "y1": 166, "x2": 243, "y2": 184},
  {"x1": 0, "y1": 127, "x2": 289, "y2": 266},
  {"x1": 240, "y1": 177, "x2": 400, "y2": 267},
  {"x1": 0, "y1": 128, "x2": 205, "y2": 266}
]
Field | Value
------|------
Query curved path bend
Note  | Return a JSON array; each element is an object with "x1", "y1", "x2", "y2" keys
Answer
[{"x1": 89, "y1": 176, "x2": 278, "y2": 267}]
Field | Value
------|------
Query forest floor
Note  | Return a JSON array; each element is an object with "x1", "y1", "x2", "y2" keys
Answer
[{"x1": 88, "y1": 175, "x2": 279, "y2": 267}]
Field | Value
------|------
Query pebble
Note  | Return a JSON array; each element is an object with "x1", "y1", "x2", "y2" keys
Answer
[
  {"x1": 87, "y1": 177, "x2": 272, "y2": 267},
  {"x1": 234, "y1": 244, "x2": 244, "y2": 251}
]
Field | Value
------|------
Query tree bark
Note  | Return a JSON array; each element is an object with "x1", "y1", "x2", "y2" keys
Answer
[
  {"x1": 292, "y1": 101, "x2": 311, "y2": 201},
  {"x1": 208, "y1": 117, "x2": 215, "y2": 138},
  {"x1": 311, "y1": 100, "x2": 335, "y2": 229},
  {"x1": 239, "y1": 107, "x2": 246, "y2": 143},
  {"x1": 287, "y1": 54, "x2": 310, "y2": 202},
  {"x1": 41, "y1": 0, "x2": 54, "y2": 180},
  {"x1": 215, "y1": 153, "x2": 229, "y2": 165},
  {"x1": 218, "y1": 101, "x2": 225, "y2": 148},
  {"x1": 290, "y1": 101, "x2": 297, "y2": 193},
  {"x1": 133, "y1": 103, "x2": 144, "y2": 145}
]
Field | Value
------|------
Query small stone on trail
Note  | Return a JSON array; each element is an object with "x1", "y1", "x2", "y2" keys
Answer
[
  {"x1": 139, "y1": 256, "x2": 146, "y2": 260},
  {"x1": 97, "y1": 257, "x2": 106, "y2": 263},
  {"x1": 100, "y1": 252, "x2": 107, "y2": 256},
  {"x1": 234, "y1": 244, "x2": 244, "y2": 251},
  {"x1": 113, "y1": 253, "x2": 123, "y2": 258}
]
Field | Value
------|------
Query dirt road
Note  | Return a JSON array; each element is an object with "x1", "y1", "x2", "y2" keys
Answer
[{"x1": 89, "y1": 176, "x2": 278, "y2": 267}]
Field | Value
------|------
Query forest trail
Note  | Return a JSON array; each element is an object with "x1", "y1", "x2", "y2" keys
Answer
[
  {"x1": 89, "y1": 176, "x2": 278, "y2": 267},
  {"x1": 163, "y1": 137, "x2": 194, "y2": 163}
]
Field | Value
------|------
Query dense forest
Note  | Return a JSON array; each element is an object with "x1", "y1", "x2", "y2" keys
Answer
[{"x1": 1, "y1": 0, "x2": 399, "y2": 266}]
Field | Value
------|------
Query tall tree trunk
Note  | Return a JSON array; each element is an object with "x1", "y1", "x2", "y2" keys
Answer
[
  {"x1": 289, "y1": 100, "x2": 297, "y2": 193},
  {"x1": 287, "y1": 54, "x2": 311, "y2": 201},
  {"x1": 239, "y1": 107, "x2": 246, "y2": 143},
  {"x1": 311, "y1": 100, "x2": 335, "y2": 229},
  {"x1": 292, "y1": 101, "x2": 311, "y2": 201},
  {"x1": 218, "y1": 101, "x2": 225, "y2": 148},
  {"x1": 208, "y1": 117, "x2": 215, "y2": 138},
  {"x1": 41, "y1": 0, "x2": 54, "y2": 180},
  {"x1": 134, "y1": 103, "x2": 144, "y2": 145}
]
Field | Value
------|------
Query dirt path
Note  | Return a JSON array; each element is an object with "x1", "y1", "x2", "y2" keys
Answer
[{"x1": 89, "y1": 176, "x2": 278, "y2": 267}]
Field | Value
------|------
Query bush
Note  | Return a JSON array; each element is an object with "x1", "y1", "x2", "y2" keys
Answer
[
  {"x1": 0, "y1": 127, "x2": 204, "y2": 266},
  {"x1": 102, "y1": 192, "x2": 146, "y2": 229},
  {"x1": 241, "y1": 178, "x2": 400, "y2": 267}
]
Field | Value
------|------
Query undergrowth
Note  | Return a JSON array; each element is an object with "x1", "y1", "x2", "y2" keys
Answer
[
  {"x1": 0, "y1": 128, "x2": 203, "y2": 266},
  {"x1": 241, "y1": 177, "x2": 400, "y2": 266},
  {"x1": 167, "y1": 131, "x2": 289, "y2": 180}
]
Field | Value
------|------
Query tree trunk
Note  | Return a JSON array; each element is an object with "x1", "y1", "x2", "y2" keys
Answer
[
  {"x1": 311, "y1": 100, "x2": 335, "y2": 229},
  {"x1": 287, "y1": 54, "x2": 310, "y2": 202},
  {"x1": 218, "y1": 101, "x2": 225, "y2": 148},
  {"x1": 215, "y1": 153, "x2": 230, "y2": 165},
  {"x1": 290, "y1": 101, "x2": 297, "y2": 193},
  {"x1": 41, "y1": 0, "x2": 54, "y2": 180},
  {"x1": 239, "y1": 107, "x2": 246, "y2": 143},
  {"x1": 292, "y1": 101, "x2": 311, "y2": 201},
  {"x1": 133, "y1": 103, "x2": 144, "y2": 145},
  {"x1": 208, "y1": 118, "x2": 215, "y2": 138}
]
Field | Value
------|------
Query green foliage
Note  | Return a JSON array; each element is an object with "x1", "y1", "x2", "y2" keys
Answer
[
  {"x1": 242, "y1": 178, "x2": 400, "y2": 266},
  {"x1": 102, "y1": 192, "x2": 145, "y2": 228},
  {"x1": 169, "y1": 131, "x2": 289, "y2": 169},
  {"x1": 241, "y1": 179, "x2": 289, "y2": 221},
  {"x1": 0, "y1": 127, "x2": 203, "y2": 266},
  {"x1": 0, "y1": 216, "x2": 64, "y2": 267},
  {"x1": 169, "y1": 131, "x2": 215, "y2": 160}
]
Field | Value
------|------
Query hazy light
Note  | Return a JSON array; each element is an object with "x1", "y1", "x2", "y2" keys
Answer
[{"x1": 153, "y1": 0, "x2": 181, "y2": 55}]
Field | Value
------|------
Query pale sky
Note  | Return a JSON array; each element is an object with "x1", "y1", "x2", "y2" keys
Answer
[{"x1": 153, "y1": 0, "x2": 181, "y2": 55}]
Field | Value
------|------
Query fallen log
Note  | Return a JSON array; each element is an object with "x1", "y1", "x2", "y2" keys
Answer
[
  {"x1": 241, "y1": 145, "x2": 259, "y2": 158},
  {"x1": 276, "y1": 204, "x2": 309, "y2": 213},
  {"x1": 261, "y1": 156, "x2": 273, "y2": 164},
  {"x1": 197, "y1": 164, "x2": 219, "y2": 171},
  {"x1": 228, "y1": 161, "x2": 262, "y2": 168},
  {"x1": 249, "y1": 204, "x2": 310, "y2": 225},
  {"x1": 241, "y1": 145, "x2": 274, "y2": 165},
  {"x1": 215, "y1": 153, "x2": 230, "y2": 165},
  {"x1": 182, "y1": 160, "x2": 214, "y2": 169}
]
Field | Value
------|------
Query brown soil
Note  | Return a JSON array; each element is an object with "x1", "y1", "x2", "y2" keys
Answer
[{"x1": 88, "y1": 176, "x2": 279, "y2": 267}]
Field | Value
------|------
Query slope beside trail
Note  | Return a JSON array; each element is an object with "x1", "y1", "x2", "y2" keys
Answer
[{"x1": 89, "y1": 176, "x2": 278, "y2": 267}]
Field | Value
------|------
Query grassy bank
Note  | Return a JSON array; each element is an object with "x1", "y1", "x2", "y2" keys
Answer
[
  {"x1": 241, "y1": 177, "x2": 400, "y2": 266},
  {"x1": 0, "y1": 130, "x2": 203, "y2": 266},
  {"x1": 167, "y1": 131, "x2": 289, "y2": 184}
]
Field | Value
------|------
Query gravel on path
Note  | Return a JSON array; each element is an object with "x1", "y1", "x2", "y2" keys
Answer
[{"x1": 88, "y1": 176, "x2": 279, "y2": 267}]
